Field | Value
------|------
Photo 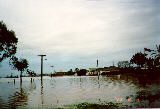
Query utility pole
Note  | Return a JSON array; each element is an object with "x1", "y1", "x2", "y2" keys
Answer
[
  {"x1": 97, "y1": 59, "x2": 100, "y2": 78},
  {"x1": 51, "y1": 66, "x2": 54, "y2": 73},
  {"x1": 113, "y1": 60, "x2": 115, "y2": 66},
  {"x1": 144, "y1": 49, "x2": 146, "y2": 69},
  {"x1": 38, "y1": 55, "x2": 46, "y2": 80}
]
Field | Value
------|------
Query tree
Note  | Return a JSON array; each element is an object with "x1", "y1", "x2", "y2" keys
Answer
[
  {"x1": 0, "y1": 21, "x2": 30, "y2": 77},
  {"x1": 151, "y1": 45, "x2": 160, "y2": 67},
  {"x1": 154, "y1": 57, "x2": 160, "y2": 67},
  {"x1": 10, "y1": 56, "x2": 29, "y2": 81},
  {"x1": 77, "y1": 69, "x2": 87, "y2": 76},
  {"x1": 65, "y1": 69, "x2": 75, "y2": 75},
  {"x1": 130, "y1": 52, "x2": 147, "y2": 68},
  {"x1": 144, "y1": 45, "x2": 160, "y2": 67},
  {"x1": 26, "y1": 69, "x2": 36, "y2": 83},
  {"x1": 0, "y1": 21, "x2": 18, "y2": 63},
  {"x1": 27, "y1": 69, "x2": 36, "y2": 77},
  {"x1": 146, "y1": 57, "x2": 154, "y2": 69},
  {"x1": 118, "y1": 61, "x2": 130, "y2": 68},
  {"x1": 74, "y1": 68, "x2": 79, "y2": 73}
]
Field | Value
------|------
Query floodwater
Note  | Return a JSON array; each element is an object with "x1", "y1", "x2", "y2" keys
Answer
[{"x1": 0, "y1": 75, "x2": 160, "y2": 108}]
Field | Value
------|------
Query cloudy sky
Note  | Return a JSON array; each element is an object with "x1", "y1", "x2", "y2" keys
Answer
[{"x1": 0, "y1": 0, "x2": 160, "y2": 77}]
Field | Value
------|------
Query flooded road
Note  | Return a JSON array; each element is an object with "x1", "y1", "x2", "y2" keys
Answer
[{"x1": 0, "y1": 75, "x2": 160, "y2": 108}]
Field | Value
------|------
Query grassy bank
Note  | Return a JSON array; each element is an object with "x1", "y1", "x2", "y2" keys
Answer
[{"x1": 17, "y1": 102, "x2": 128, "y2": 109}]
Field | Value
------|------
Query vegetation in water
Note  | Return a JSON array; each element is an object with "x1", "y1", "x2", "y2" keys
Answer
[{"x1": 17, "y1": 102, "x2": 129, "y2": 109}]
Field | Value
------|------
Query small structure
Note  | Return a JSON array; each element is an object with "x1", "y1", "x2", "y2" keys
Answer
[
  {"x1": 87, "y1": 68, "x2": 98, "y2": 75},
  {"x1": 87, "y1": 66, "x2": 119, "y2": 75},
  {"x1": 51, "y1": 72, "x2": 65, "y2": 77}
]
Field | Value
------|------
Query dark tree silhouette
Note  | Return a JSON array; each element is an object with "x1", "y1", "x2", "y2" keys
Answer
[
  {"x1": 118, "y1": 61, "x2": 130, "y2": 68},
  {"x1": 130, "y1": 52, "x2": 147, "y2": 68},
  {"x1": 74, "y1": 68, "x2": 79, "y2": 73},
  {"x1": 0, "y1": 21, "x2": 18, "y2": 63},
  {"x1": 144, "y1": 45, "x2": 160, "y2": 67},
  {"x1": 65, "y1": 69, "x2": 75, "y2": 75},
  {"x1": 77, "y1": 69, "x2": 87, "y2": 76},
  {"x1": 146, "y1": 57, "x2": 154, "y2": 69},
  {"x1": 151, "y1": 45, "x2": 160, "y2": 67},
  {"x1": 0, "y1": 21, "x2": 30, "y2": 77},
  {"x1": 10, "y1": 56, "x2": 29, "y2": 81},
  {"x1": 154, "y1": 57, "x2": 160, "y2": 67},
  {"x1": 26, "y1": 69, "x2": 36, "y2": 77}
]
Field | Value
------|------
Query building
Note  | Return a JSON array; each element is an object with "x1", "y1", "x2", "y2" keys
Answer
[
  {"x1": 87, "y1": 66, "x2": 119, "y2": 75},
  {"x1": 51, "y1": 72, "x2": 65, "y2": 77},
  {"x1": 86, "y1": 68, "x2": 98, "y2": 75}
]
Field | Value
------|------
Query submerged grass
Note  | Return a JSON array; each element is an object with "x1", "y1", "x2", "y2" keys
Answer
[
  {"x1": 17, "y1": 102, "x2": 128, "y2": 109},
  {"x1": 68, "y1": 102, "x2": 128, "y2": 109}
]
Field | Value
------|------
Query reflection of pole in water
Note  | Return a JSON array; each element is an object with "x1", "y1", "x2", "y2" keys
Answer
[
  {"x1": 97, "y1": 59, "x2": 100, "y2": 78},
  {"x1": 98, "y1": 76, "x2": 100, "y2": 89},
  {"x1": 97, "y1": 59, "x2": 100, "y2": 89},
  {"x1": 20, "y1": 79, "x2": 22, "y2": 94},
  {"x1": 80, "y1": 77, "x2": 82, "y2": 88},
  {"x1": 41, "y1": 80, "x2": 44, "y2": 105},
  {"x1": 20, "y1": 71, "x2": 23, "y2": 85},
  {"x1": 20, "y1": 75, "x2": 23, "y2": 93},
  {"x1": 14, "y1": 79, "x2": 15, "y2": 84}
]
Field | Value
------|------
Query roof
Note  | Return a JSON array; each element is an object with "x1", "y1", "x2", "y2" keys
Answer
[{"x1": 89, "y1": 68, "x2": 97, "y2": 71}]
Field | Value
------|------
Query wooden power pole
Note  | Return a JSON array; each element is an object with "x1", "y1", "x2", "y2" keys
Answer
[
  {"x1": 51, "y1": 66, "x2": 54, "y2": 73},
  {"x1": 38, "y1": 55, "x2": 46, "y2": 80}
]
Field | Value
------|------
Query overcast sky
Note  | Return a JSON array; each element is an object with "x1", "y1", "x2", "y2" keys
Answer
[{"x1": 0, "y1": 0, "x2": 160, "y2": 77}]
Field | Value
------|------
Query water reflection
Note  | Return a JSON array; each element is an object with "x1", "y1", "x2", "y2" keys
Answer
[
  {"x1": 0, "y1": 97, "x2": 2, "y2": 108},
  {"x1": 0, "y1": 78, "x2": 38, "y2": 108},
  {"x1": 0, "y1": 75, "x2": 159, "y2": 108},
  {"x1": 28, "y1": 81, "x2": 36, "y2": 92},
  {"x1": 98, "y1": 77, "x2": 100, "y2": 89},
  {"x1": 41, "y1": 79, "x2": 44, "y2": 105},
  {"x1": 7, "y1": 81, "x2": 28, "y2": 108},
  {"x1": 120, "y1": 73, "x2": 160, "y2": 88}
]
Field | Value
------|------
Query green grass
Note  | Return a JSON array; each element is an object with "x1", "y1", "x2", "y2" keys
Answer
[
  {"x1": 17, "y1": 102, "x2": 129, "y2": 109},
  {"x1": 72, "y1": 102, "x2": 128, "y2": 109}
]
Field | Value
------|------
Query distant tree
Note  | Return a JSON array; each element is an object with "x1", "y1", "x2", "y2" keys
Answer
[
  {"x1": 77, "y1": 69, "x2": 87, "y2": 76},
  {"x1": 151, "y1": 45, "x2": 160, "y2": 67},
  {"x1": 69, "y1": 69, "x2": 73, "y2": 72},
  {"x1": 26, "y1": 69, "x2": 36, "y2": 77},
  {"x1": 146, "y1": 57, "x2": 154, "y2": 69},
  {"x1": 130, "y1": 52, "x2": 147, "y2": 68},
  {"x1": 154, "y1": 57, "x2": 160, "y2": 67},
  {"x1": 65, "y1": 69, "x2": 75, "y2": 75},
  {"x1": 118, "y1": 61, "x2": 130, "y2": 68},
  {"x1": 74, "y1": 68, "x2": 79, "y2": 73},
  {"x1": 0, "y1": 21, "x2": 18, "y2": 63},
  {"x1": 144, "y1": 45, "x2": 160, "y2": 67},
  {"x1": 10, "y1": 56, "x2": 29, "y2": 79},
  {"x1": 145, "y1": 45, "x2": 160, "y2": 57}
]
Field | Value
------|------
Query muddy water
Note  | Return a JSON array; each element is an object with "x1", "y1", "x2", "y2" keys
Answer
[{"x1": 0, "y1": 75, "x2": 159, "y2": 108}]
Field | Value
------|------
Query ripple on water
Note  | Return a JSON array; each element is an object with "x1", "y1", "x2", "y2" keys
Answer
[{"x1": 0, "y1": 75, "x2": 159, "y2": 108}]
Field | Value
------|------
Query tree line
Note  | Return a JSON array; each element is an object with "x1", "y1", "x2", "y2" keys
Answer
[
  {"x1": 130, "y1": 45, "x2": 160, "y2": 69},
  {"x1": 118, "y1": 45, "x2": 160, "y2": 70}
]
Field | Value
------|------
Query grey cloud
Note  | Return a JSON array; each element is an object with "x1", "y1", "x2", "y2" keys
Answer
[{"x1": 0, "y1": 0, "x2": 160, "y2": 76}]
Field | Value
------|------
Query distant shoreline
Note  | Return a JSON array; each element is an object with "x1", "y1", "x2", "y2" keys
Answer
[{"x1": 3, "y1": 68, "x2": 160, "y2": 78}]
